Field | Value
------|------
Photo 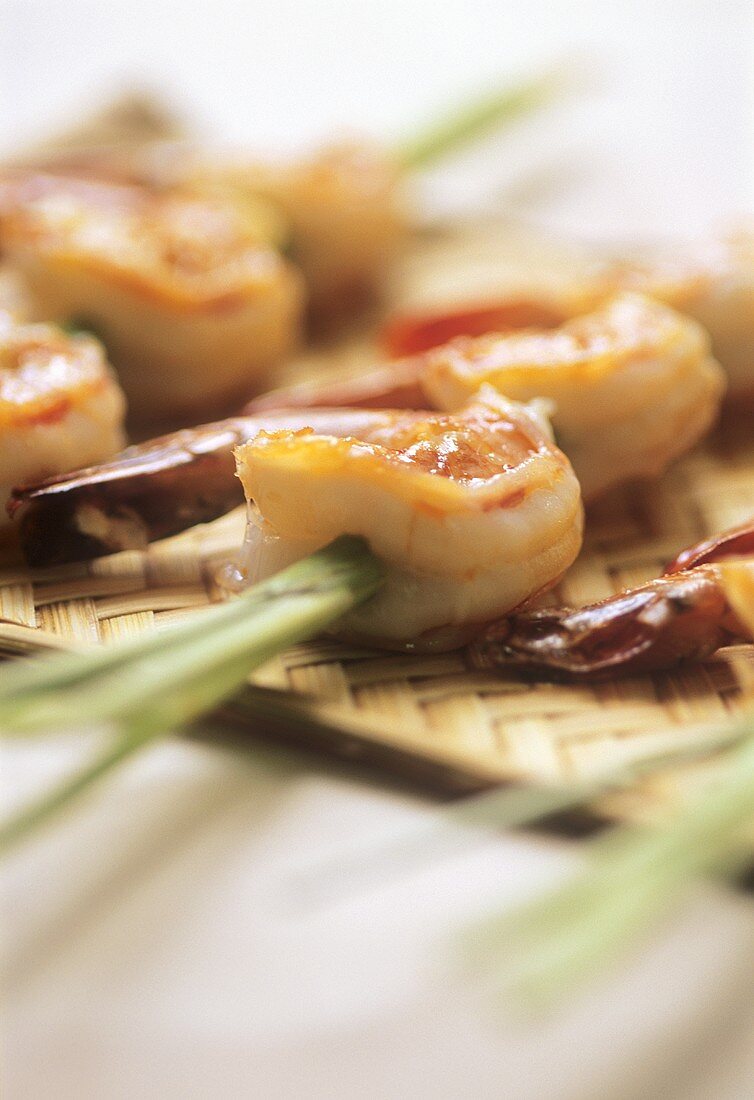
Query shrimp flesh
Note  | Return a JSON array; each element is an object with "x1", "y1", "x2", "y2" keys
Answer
[
  {"x1": 250, "y1": 294, "x2": 726, "y2": 501},
  {"x1": 7, "y1": 136, "x2": 407, "y2": 327},
  {"x1": 8, "y1": 408, "x2": 404, "y2": 565},
  {"x1": 587, "y1": 229, "x2": 754, "y2": 402},
  {"x1": 378, "y1": 230, "x2": 754, "y2": 401},
  {"x1": 234, "y1": 387, "x2": 583, "y2": 650},
  {"x1": 192, "y1": 142, "x2": 407, "y2": 323},
  {"x1": 1, "y1": 173, "x2": 304, "y2": 423},
  {"x1": 0, "y1": 314, "x2": 126, "y2": 538}
]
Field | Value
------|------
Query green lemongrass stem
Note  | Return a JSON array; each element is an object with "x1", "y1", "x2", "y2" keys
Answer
[
  {"x1": 469, "y1": 708, "x2": 754, "y2": 1009},
  {"x1": 0, "y1": 537, "x2": 383, "y2": 851},
  {"x1": 0, "y1": 537, "x2": 382, "y2": 732},
  {"x1": 394, "y1": 66, "x2": 570, "y2": 172}
]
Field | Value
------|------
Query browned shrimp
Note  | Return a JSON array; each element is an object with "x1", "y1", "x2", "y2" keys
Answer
[
  {"x1": 0, "y1": 315, "x2": 126, "y2": 541},
  {"x1": 4, "y1": 137, "x2": 407, "y2": 326},
  {"x1": 1, "y1": 172, "x2": 304, "y2": 423},
  {"x1": 250, "y1": 294, "x2": 725, "y2": 502},
  {"x1": 205, "y1": 143, "x2": 407, "y2": 322},
  {"x1": 378, "y1": 229, "x2": 754, "y2": 402},
  {"x1": 469, "y1": 521, "x2": 754, "y2": 679}
]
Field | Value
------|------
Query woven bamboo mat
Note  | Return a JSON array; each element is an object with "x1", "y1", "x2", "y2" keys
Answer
[{"x1": 1, "y1": 218, "x2": 753, "y2": 823}]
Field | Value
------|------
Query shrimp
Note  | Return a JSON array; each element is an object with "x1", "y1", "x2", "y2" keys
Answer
[
  {"x1": 192, "y1": 142, "x2": 407, "y2": 323},
  {"x1": 664, "y1": 518, "x2": 754, "y2": 573},
  {"x1": 380, "y1": 229, "x2": 754, "y2": 402},
  {"x1": 0, "y1": 173, "x2": 304, "y2": 424},
  {"x1": 234, "y1": 388, "x2": 583, "y2": 650},
  {"x1": 7, "y1": 137, "x2": 407, "y2": 327},
  {"x1": 8, "y1": 408, "x2": 404, "y2": 566},
  {"x1": 0, "y1": 314, "x2": 126, "y2": 539},
  {"x1": 470, "y1": 520, "x2": 754, "y2": 679},
  {"x1": 249, "y1": 294, "x2": 726, "y2": 502},
  {"x1": 587, "y1": 229, "x2": 754, "y2": 402},
  {"x1": 7, "y1": 292, "x2": 717, "y2": 563}
]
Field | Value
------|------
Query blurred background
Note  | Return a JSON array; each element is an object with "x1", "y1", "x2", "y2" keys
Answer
[
  {"x1": 3, "y1": 0, "x2": 752, "y2": 239},
  {"x1": 2, "y1": 3, "x2": 753, "y2": 1098}
]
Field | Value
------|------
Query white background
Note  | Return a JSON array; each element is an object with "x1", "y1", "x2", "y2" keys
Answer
[{"x1": 2, "y1": 2, "x2": 754, "y2": 1098}]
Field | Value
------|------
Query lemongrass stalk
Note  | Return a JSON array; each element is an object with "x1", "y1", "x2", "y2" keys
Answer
[
  {"x1": 395, "y1": 66, "x2": 570, "y2": 172},
  {"x1": 0, "y1": 537, "x2": 381, "y2": 732},
  {"x1": 0, "y1": 537, "x2": 382, "y2": 850},
  {"x1": 469, "y1": 708, "x2": 754, "y2": 1009}
]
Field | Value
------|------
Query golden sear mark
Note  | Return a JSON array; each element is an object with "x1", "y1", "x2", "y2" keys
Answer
[
  {"x1": 238, "y1": 394, "x2": 562, "y2": 516},
  {"x1": 2, "y1": 174, "x2": 287, "y2": 309},
  {"x1": 426, "y1": 294, "x2": 703, "y2": 386},
  {"x1": 0, "y1": 320, "x2": 109, "y2": 426}
]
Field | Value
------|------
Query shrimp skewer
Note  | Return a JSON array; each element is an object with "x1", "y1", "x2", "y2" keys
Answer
[
  {"x1": 0, "y1": 314, "x2": 125, "y2": 539},
  {"x1": 7, "y1": 293, "x2": 724, "y2": 564},
  {"x1": 251, "y1": 294, "x2": 726, "y2": 501},
  {"x1": 235, "y1": 387, "x2": 583, "y2": 650},
  {"x1": 470, "y1": 520, "x2": 754, "y2": 679}
]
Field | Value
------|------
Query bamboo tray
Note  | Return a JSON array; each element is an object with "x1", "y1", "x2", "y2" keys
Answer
[{"x1": 1, "y1": 213, "x2": 753, "y2": 824}]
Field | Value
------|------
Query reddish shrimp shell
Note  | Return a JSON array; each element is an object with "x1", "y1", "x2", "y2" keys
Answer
[
  {"x1": 380, "y1": 298, "x2": 564, "y2": 358},
  {"x1": 664, "y1": 519, "x2": 754, "y2": 573}
]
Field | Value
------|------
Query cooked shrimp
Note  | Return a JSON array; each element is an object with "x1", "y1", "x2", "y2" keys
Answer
[
  {"x1": 470, "y1": 565, "x2": 748, "y2": 679},
  {"x1": 664, "y1": 517, "x2": 754, "y2": 573},
  {"x1": 8, "y1": 408, "x2": 431, "y2": 565},
  {"x1": 250, "y1": 294, "x2": 726, "y2": 501},
  {"x1": 380, "y1": 297, "x2": 566, "y2": 358},
  {"x1": 4, "y1": 294, "x2": 724, "y2": 566},
  {"x1": 0, "y1": 315, "x2": 125, "y2": 537},
  {"x1": 12, "y1": 138, "x2": 407, "y2": 325},
  {"x1": 588, "y1": 229, "x2": 754, "y2": 402},
  {"x1": 234, "y1": 388, "x2": 582, "y2": 650},
  {"x1": 0, "y1": 173, "x2": 304, "y2": 423},
  {"x1": 195, "y1": 142, "x2": 406, "y2": 323},
  {"x1": 421, "y1": 294, "x2": 725, "y2": 500},
  {"x1": 377, "y1": 229, "x2": 754, "y2": 401},
  {"x1": 470, "y1": 522, "x2": 754, "y2": 679}
]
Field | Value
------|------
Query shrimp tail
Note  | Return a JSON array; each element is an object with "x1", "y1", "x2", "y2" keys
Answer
[
  {"x1": 468, "y1": 566, "x2": 745, "y2": 680},
  {"x1": 8, "y1": 419, "x2": 251, "y2": 566},
  {"x1": 665, "y1": 518, "x2": 754, "y2": 573}
]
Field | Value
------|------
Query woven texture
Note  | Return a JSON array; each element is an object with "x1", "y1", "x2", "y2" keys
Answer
[{"x1": 1, "y1": 220, "x2": 752, "y2": 820}]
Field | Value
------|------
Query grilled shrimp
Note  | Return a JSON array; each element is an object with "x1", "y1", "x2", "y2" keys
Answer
[
  {"x1": 234, "y1": 388, "x2": 582, "y2": 650},
  {"x1": 8, "y1": 137, "x2": 407, "y2": 326},
  {"x1": 192, "y1": 142, "x2": 406, "y2": 322},
  {"x1": 588, "y1": 229, "x2": 754, "y2": 402},
  {"x1": 0, "y1": 315, "x2": 125, "y2": 537},
  {"x1": 250, "y1": 294, "x2": 726, "y2": 501},
  {"x1": 8, "y1": 408, "x2": 403, "y2": 565},
  {"x1": 470, "y1": 520, "x2": 754, "y2": 679},
  {"x1": 9, "y1": 293, "x2": 723, "y2": 565},
  {"x1": 381, "y1": 230, "x2": 754, "y2": 401},
  {"x1": 0, "y1": 173, "x2": 304, "y2": 423}
]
